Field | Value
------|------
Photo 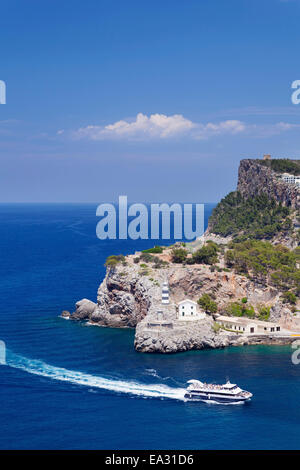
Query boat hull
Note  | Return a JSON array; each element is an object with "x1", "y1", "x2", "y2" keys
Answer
[{"x1": 184, "y1": 392, "x2": 251, "y2": 404}]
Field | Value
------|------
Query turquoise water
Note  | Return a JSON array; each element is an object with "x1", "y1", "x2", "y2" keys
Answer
[{"x1": 0, "y1": 204, "x2": 299, "y2": 450}]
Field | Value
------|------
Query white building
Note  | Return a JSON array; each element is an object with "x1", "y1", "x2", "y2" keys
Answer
[
  {"x1": 161, "y1": 281, "x2": 169, "y2": 304},
  {"x1": 177, "y1": 299, "x2": 206, "y2": 321},
  {"x1": 281, "y1": 173, "x2": 300, "y2": 187},
  {"x1": 216, "y1": 315, "x2": 281, "y2": 335}
]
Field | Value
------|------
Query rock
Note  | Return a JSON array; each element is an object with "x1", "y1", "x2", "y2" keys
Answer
[
  {"x1": 237, "y1": 159, "x2": 300, "y2": 210},
  {"x1": 61, "y1": 310, "x2": 71, "y2": 319},
  {"x1": 72, "y1": 298, "x2": 97, "y2": 320}
]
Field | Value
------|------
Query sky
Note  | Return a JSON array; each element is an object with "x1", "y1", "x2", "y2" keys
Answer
[{"x1": 1, "y1": 0, "x2": 300, "y2": 203}]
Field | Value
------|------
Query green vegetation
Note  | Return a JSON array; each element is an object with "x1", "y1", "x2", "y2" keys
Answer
[
  {"x1": 197, "y1": 294, "x2": 218, "y2": 314},
  {"x1": 282, "y1": 291, "x2": 297, "y2": 305},
  {"x1": 225, "y1": 301, "x2": 255, "y2": 318},
  {"x1": 225, "y1": 240, "x2": 299, "y2": 295},
  {"x1": 140, "y1": 253, "x2": 155, "y2": 263},
  {"x1": 257, "y1": 305, "x2": 271, "y2": 321},
  {"x1": 135, "y1": 252, "x2": 168, "y2": 269},
  {"x1": 105, "y1": 254, "x2": 125, "y2": 267},
  {"x1": 225, "y1": 300, "x2": 270, "y2": 320},
  {"x1": 258, "y1": 158, "x2": 300, "y2": 175},
  {"x1": 209, "y1": 192, "x2": 292, "y2": 239},
  {"x1": 171, "y1": 248, "x2": 188, "y2": 263},
  {"x1": 191, "y1": 241, "x2": 219, "y2": 265},
  {"x1": 171, "y1": 242, "x2": 219, "y2": 265},
  {"x1": 212, "y1": 322, "x2": 221, "y2": 333},
  {"x1": 152, "y1": 259, "x2": 168, "y2": 269},
  {"x1": 139, "y1": 269, "x2": 150, "y2": 276},
  {"x1": 142, "y1": 245, "x2": 164, "y2": 254}
]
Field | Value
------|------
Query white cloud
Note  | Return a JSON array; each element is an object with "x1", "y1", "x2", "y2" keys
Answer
[
  {"x1": 74, "y1": 113, "x2": 195, "y2": 140},
  {"x1": 68, "y1": 113, "x2": 300, "y2": 142},
  {"x1": 72, "y1": 113, "x2": 246, "y2": 141},
  {"x1": 196, "y1": 120, "x2": 246, "y2": 139}
]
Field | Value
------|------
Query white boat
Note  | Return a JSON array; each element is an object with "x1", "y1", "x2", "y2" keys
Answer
[{"x1": 184, "y1": 379, "x2": 252, "y2": 404}]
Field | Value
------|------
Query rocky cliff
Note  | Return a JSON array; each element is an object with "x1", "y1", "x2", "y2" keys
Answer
[
  {"x1": 69, "y1": 258, "x2": 282, "y2": 328},
  {"x1": 63, "y1": 246, "x2": 298, "y2": 352},
  {"x1": 63, "y1": 158, "x2": 300, "y2": 353},
  {"x1": 237, "y1": 159, "x2": 300, "y2": 209}
]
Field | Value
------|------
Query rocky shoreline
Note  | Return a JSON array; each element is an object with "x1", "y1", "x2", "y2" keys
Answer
[
  {"x1": 62, "y1": 248, "x2": 299, "y2": 353},
  {"x1": 62, "y1": 158, "x2": 300, "y2": 353}
]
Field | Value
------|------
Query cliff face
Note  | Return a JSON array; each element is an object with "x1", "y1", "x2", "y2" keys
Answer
[
  {"x1": 67, "y1": 254, "x2": 291, "y2": 324},
  {"x1": 66, "y1": 256, "x2": 297, "y2": 352},
  {"x1": 237, "y1": 159, "x2": 300, "y2": 209},
  {"x1": 63, "y1": 158, "x2": 300, "y2": 353}
]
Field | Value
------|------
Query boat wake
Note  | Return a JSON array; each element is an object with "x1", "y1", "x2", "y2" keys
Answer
[
  {"x1": 6, "y1": 352, "x2": 186, "y2": 401},
  {"x1": 200, "y1": 399, "x2": 245, "y2": 405}
]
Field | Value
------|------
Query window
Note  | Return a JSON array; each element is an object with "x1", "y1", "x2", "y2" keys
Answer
[{"x1": 276, "y1": 327, "x2": 280, "y2": 331}]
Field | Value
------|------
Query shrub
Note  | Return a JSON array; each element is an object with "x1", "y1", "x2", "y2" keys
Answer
[
  {"x1": 212, "y1": 322, "x2": 221, "y2": 333},
  {"x1": 282, "y1": 291, "x2": 297, "y2": 305},
  {"x1": 225, "y1": 301, "x2": 255, "y2": 318},
  {"x1": 192, "y1": 242, "x2": 219, "y2": 265},
  {"x1": 171, "y1": 248, "x2": 188, "y2": 263},
  {"x1": 198, "y1": 294, "x2": 218, "y2": 314},
  {"x1": 105, "y1": 254, "x2": 125, "y2": 267},
  {"x1": 142, "y1": 245, "x2": 164, "y2": 254},
  {"x1": 257, "y1": 305, "x2": 271, "y2": 321},
  {"x1": 152, "y1": 258, "x2": 168, "y2": 269},
  {"x1": 140, "y1": 253, "x2": 155, "y2": 263}
]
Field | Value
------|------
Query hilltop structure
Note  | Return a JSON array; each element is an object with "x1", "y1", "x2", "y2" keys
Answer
[{"x1": 281, "y1": 173, "x2": 300, "y2": 187}]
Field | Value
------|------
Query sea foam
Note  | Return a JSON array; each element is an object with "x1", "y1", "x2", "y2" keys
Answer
[{"x1": 6, "y1": 352, "x2": 186, "y2": 401}]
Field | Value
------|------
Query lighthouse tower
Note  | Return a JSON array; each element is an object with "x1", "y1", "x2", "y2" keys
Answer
[{"x1": 161, "y1": 280, "x2": 170, "y2": 304}]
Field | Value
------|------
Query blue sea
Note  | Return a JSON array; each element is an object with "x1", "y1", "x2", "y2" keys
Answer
[{"x1": 0, "y1": 203, "x2": 299, "y2": 450}]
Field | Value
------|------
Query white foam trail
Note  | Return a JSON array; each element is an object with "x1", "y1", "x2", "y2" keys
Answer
[
  {"x1": 200, "y1": 399, "x2": 245, "y2": 405},
  {"x1": 6, "y1": 353, "x2": 186, "y2": 401},
  {"x1": 144, "y1": 368, "x2": 170, "y2": 381}
]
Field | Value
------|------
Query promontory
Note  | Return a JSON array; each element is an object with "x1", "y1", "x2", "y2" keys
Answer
[{"x1": 62, "y1": 156, "x2": 300, "y2": 353}]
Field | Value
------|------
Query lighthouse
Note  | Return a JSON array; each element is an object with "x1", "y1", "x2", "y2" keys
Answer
[{"x1": 161, "y1": 280, "x2": 169, "y2": 304}]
